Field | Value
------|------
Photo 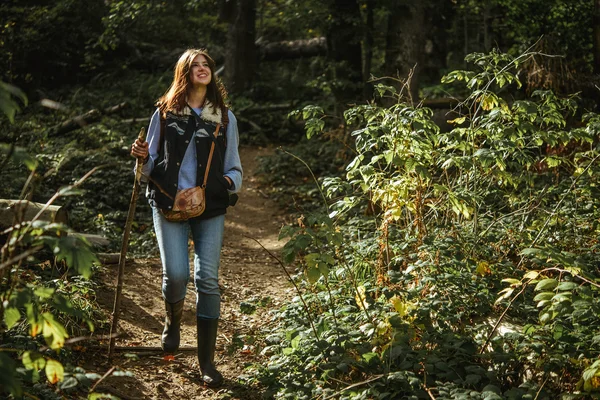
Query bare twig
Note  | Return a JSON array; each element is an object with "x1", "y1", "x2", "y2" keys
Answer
[
  {"x1": 534, "y1": 375, "x2": 550, "y2": 400},
  {"x1": 280, "y1": 148, "x2": 329, "y2": 211},
  {"x1": 0, "y1": 245, "x2": 43, "y2": 272},
  {"x1": 0, "y1": 142, "x2": 15, "y2": 172},
  {"x1": 89, "y1": 366, "x2": 116, "y2": 393},
  {"x1": 322, "y1": 374, "x2": 385, "y2": 400},
  {"x1": 244, "y1": 235, "x2": 320, "y2": 341},
  {"x1": 480, "y1": 282, "x2": 529, "y2": 354},
  {"x1": 425, "y1": 385, "x2": 437, "y2": 400}
]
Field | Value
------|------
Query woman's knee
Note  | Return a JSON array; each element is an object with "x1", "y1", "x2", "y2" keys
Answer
[
  {"x1": 195, "y1": 276, "x2": 220, "y2": 295},
  {"x1": 163, "y1": 270, "x2": 189, "y2": 301}
]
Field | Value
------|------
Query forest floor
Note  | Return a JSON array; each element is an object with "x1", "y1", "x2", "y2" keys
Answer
[{"x1": 86, "y1": 146, "x2": 293, "y2": 400}]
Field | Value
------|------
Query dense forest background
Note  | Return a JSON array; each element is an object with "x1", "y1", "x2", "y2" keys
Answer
[{"x1": 1, "y1": 0, "x2": 600, "y2": 399}]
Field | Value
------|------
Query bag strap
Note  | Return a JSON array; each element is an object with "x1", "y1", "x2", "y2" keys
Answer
[{"x1": 201, "y1": 123, "x2": 220, "y2": 188}]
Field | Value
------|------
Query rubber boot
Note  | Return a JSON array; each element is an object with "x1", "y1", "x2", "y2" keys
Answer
[
  {"x1": 161, "y1": 299, "x2": 184, "y2": 352},
  {"x1": 197, "y1": 317, "x2": 223, "y2": 387}
]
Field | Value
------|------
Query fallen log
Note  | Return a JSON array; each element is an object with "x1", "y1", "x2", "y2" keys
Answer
[
  {"x1": 0, "y1": 199, "x2": 68, "y2": 228},
  {"x1": 240, "y1": 102, "x2": 296, "y2": 114},
  {"x1": 70, "y1": 233, "x2": 111, "y2": 249},
  {"x1": 258, "y1": 37, "x2": 327, "y2": 61},
  {"x1": 97, "y1": 253, "x2": 120, "y2": 264},
  {"x1": 121, "y1": 116, "x2": 150, "y2": 125},
  {"x1": 47, "y1": 102, "x2": 128, "y2": 137}
]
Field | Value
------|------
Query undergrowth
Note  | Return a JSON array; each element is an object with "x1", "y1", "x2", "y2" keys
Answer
[{"x1": 252, "y1": 50, "x2": 600, "y2": 399}]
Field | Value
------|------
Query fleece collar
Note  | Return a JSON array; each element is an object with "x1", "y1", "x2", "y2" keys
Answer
[{"x1": 177, "y1": 100, "x2": 222, "y2": 125}]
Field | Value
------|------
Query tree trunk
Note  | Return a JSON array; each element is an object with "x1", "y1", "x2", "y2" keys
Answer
[
  {"x1": 483, "y1": 0, "x2": 492, "y2": 51},
  {"x1": 326, "y1": 0, "x2": 363, "y2": 106},
  {"x1": 384, "y1": 3, "x2": 427, "y2": 103},
  {"x1": 363, "y1": 0, "x2": 375, "y2": 99},
  {"x1": 224, "y1": 0, "x2": 257, "y2": 93},
  {"x1": 594, "y1": 0, "x2": 600, "y2": 73}
]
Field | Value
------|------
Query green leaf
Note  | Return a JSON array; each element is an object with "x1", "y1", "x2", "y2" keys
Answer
[
  {"x1": 448, "y1": 116, "x2": 466, "y2": 125},
  {"x1": 556, "y1": 281, "x2": 578, "y2": 291},
  {"x1": 292, "y1": 234, "x2": 312, "y2": 251},
  {"x1": 465, "y1": 374, "x2": 482, "y2": 385},
  {"x1": 45, "y1": 359, "x2": 64, "y2": 384},
  {"x1": 57, "y1": 186, "x2": 85, "y2": 197},
  {"x1": 291, "y1": 334, "x2": 301, "y2": 349},
  {"x1": 22, "y1": 351, "x2": 46, "y2": 371},
  {"x1": 520, "y1": 248, "x2": 544, "y2": 257},
  {"x1": 539, "y1": 312, "x2": 553, "y2": 324},
  {"x1": 552, "y1": 292, "x2": 572, "y2": 303},
  {"x1": 306, "y1": 265, "x2": 322, "y2": 284},
  {"x1": 282, "y1": 247, "x2": 295, "y2": 264},
  {"x1": 59, "y1": 376, "x2": 79, "y2": 390},
  {"x1": 0, "y1": 144, "x2": 38, "y2": 171},
  {"x1": 4, "y1": 307, "x2": 21, "y2": 329},
  {"x1": 523, "y1": 270, "x2": 540, "y2": 280},
  {"x1": 41, "y1": 313, "x2": 68, "y2": 350},
  {"x1": 362, "y1": 352, "x2": 379, "y2": 363},
  {"x1": 304, "y1": 253, "x2": 320, "y2": 267},
  {"x1": 111, "y1": 370, "x2": 134, "y2": 377},
  {"x1": 0, "y1": 353, "x2": 22, "y2": 397},
  {"x1": 0, "y1": 81, "x2": 28, "y2": 123},
  {"x1": 583, "y1": 367, "x2": 599, "y2": 383},
  {"x1": 34, "y1": 287, "x2": 55, "y2": 300},
  {"x1": 52, "y1": 236, "x2": 98, "y2": 278},
  {"x1": 535, "y1": 278, "x2": 558, "y2": 291},
  {"x1": 239, "y1": 302, "x2": 256, "y2": 315},
  {"x1": 89, "y1": 392, "x2": 121, "y2": 400},
  {"x1": 533, "y1": 292, "x2": 554, "y2": 302},
  {"x1": 321, "y1": 253, "x2": 335, "y2": 265},
  {"x1": 553, "y1": 324, "x2": 564, "y2": 340}
]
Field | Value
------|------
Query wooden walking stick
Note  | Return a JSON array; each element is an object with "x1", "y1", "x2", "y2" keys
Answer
[{"x1": 108, "y1": 127, "x2": 146, "y2": 359}]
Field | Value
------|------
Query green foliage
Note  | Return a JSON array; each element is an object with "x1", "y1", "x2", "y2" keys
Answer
[
  {"x1": 0, "y1": 0, "x2": 107, "y2": 87},
  {"x1": 0, "y1": 81, "x2": 27, "y2": 123},
  {"x1": 96, "y1": 0, "x2": 224, "y2": 54},
  {"x1": 451, "y1": 0, "x2": 594, "y2": 74},
  {"x1": 0, "y1": 83, "x2": 115, "y2": 399},
  {"x1": 256, "y1": 49, "x2": 600, "y2": 398}
]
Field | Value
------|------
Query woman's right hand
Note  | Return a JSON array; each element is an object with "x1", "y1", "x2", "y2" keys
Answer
[{"x1": 131, "y1": 138, "x2": 149, "y2": 162}]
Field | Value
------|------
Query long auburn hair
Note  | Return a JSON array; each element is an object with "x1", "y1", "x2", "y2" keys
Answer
[{"x1": 157, "y1": 48, "x2": 227, "y2": 117}]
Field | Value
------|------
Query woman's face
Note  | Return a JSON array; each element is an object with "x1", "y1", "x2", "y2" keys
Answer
[{"x1": 189, "y1": 54, "x2": 212, "y2": 88}]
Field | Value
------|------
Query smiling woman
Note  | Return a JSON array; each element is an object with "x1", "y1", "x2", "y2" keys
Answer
[
  {"x1": 129, "y1": 48, "x2": 243, "y2": 388},
  {"x1": 189, "y1": 55, "x2": 212, "y2": 89}
]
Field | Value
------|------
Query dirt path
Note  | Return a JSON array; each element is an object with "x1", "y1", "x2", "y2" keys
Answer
[{"x1": 90, "y1": 146, "x2": 292, "y2": 399}]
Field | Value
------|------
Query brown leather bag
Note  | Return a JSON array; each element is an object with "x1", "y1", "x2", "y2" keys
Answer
[{"x1": 161, "y1": 123, "x2": 220, "y2": 222}]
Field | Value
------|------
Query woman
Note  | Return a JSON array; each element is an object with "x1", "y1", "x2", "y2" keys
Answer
[{"x1": 130, "y1": 48, "x2": 242, "y2": 387}]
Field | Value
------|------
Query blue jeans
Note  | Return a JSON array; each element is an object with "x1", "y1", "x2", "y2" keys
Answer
[{"x1": 152, "y1": 208, "x2": 225, "y2": 319}]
